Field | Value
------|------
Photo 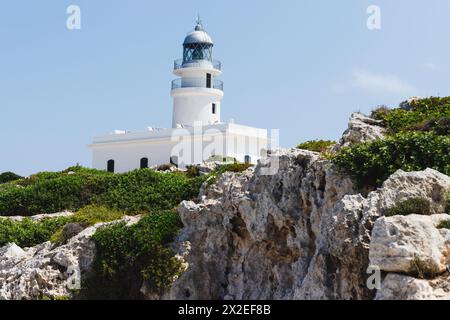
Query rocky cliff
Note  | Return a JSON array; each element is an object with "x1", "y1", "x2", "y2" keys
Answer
[
  {"x1": 163, "y1": 112, "x2": 450, "y2": 300},
  {"x1": 1, "y1": 112, "x2": 449, "y2": 300},
  {"x1": 164, "y1": 151, "x2": 449, "y2": 300}
]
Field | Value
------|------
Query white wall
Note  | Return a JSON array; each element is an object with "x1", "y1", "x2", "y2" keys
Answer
[
  {"x1": 172, "y1": 88, "x2": 222, "y2": 128},
  {"x1": 171, "y1": 65, "x2": 223, "y2": 128},
  {"x1": 90, "y1": 124, "x2": 268, "y2": 173}
]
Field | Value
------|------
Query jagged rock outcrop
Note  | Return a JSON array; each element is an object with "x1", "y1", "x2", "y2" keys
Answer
[
  {"x1": 399, "y1": 97, "x2": 423, "y2": 111},
  {"x1": 0, "y1": 216, "x2": 140, "y2": 300},
  {"x1": 165, "y1": 151, "x2": 450, "y2": 300},
  {"x1": 334, "y1": 112, "x2": 386, "y2": 150},
  {"x1": 370, "y1": 214, "x2": 450, "y2": 274},
  {"x1": 369, "y1": 212, "x2": 450, "y2": 300},
  {"x1": 375, "y1": 274, "x2": 450, "y2": 300}
]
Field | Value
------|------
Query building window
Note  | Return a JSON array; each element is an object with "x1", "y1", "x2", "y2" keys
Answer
[
  {"x1": 107, "y1": 160, "x2": 115, "y2": 173},
  {"x1": 140, "y1": 157, "x2": 149, "y2": 169},
  {"x1": 206, "y1": 73, "x2": 211, "y2": 88},
  {"x1": 244, "y1": 155, "x2": 251, "y2": 164},
  {"x1": 212, "y1": 103, "x2": 216, "y2": 114}
]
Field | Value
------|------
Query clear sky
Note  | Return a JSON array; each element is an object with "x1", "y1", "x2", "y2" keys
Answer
[{"x1": 1, "y1": 0, "x2": 449, "y2": 176}]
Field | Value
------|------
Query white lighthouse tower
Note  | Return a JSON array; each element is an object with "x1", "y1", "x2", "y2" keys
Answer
[
  {"x1": 89, "y1": 18, "x2": 269, "y2": 173},
  {"x1": 171, "y1": 18, "x2": 223, "y2": 128}
]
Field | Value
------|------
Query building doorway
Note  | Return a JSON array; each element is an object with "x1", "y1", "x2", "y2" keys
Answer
[
  {"x1": 140, "y1": 157, "x2": 149, "y2": 169},
  {"x1": 107, "y1": 160, "x2": 115, "y2": 173}
]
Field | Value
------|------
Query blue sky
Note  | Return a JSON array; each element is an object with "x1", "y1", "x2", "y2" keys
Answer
[{"x1": 0, "y1": 0, "x2": 449, "y2": 176}]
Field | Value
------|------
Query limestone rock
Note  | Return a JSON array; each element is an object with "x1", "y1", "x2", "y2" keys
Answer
[
  {"x1": 0, "y1": 244, "x2": 30, "y2": 270},
  {"x1": 370, "y1": 214, "x2": 450, "y2": 274},
  {"x1": 0, "y1": 211, "x2": 74, "y2": 223},
  {"x1": 334, "y1": 112, "x2": 386, "y2": 150},
  {"x1": 0, "y1": 216, "x2": 140, "y2": 300},
  {"x1": 163, "y1": 142, "x2": 450, "y2": 300},
  {"x1": 399, "y1": 97, "x2": 424, "y2": 111},
  {"x1": 375, "y1": 273, "x2": 450, "y2": 300}
]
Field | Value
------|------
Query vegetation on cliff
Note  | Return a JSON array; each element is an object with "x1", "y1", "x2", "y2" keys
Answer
[
  {"x1": 0, "y1": 166, "x2": 206, "y2": 216},
  {"x1": 82, "y1": 210, "x2": 183, "y2": 299},
  {"x1": 333, "y1": 97, "x2": 450, "y2": 189},
  {"x1": 296, "y1": 140, "x2": 336, "y2": 153},
  {"x1": 0, "y1": 172, "x2": 22, "y2": 184},
  {"x1": 0, "y1": 162, "x2": 253, "y2": 299}
]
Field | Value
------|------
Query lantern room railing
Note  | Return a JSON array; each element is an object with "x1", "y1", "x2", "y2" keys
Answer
[
  {"x1": 171, "y1": 78, "x2": 224, "y2": 91},
  {"x1": 174, "y1": 59, "x2": 222, "y2": 71}
]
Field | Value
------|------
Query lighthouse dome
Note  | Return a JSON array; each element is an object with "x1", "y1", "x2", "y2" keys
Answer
[{"x1": 183, "y1": 22, "x2": 213, "y2": 45}]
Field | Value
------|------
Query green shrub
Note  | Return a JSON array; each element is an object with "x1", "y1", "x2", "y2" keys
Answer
[
  {"x1": 72, "y1": 205, "x2": 126, "y2": 226},
  {"x1": 50, "y1": 222, "x2": 85, "y2": 245},
  {"x1": 371, "y1": 106, "x2": 391, "y2": 123},
  {"x1": 94, "y1": 170, "x2": 205, "y2": 213},
  {"x1": 185, "y1": 165, "x2": 201, "y2": 178},
  {"x1": 0, "y1": 216, "x2": 72, "y2": 247},
  {"x1": 49, "y1": 205, "x2": 127, "y2": 245},
  {"x1": 82, "y1": 210, "x2": 183, "y2": 299},
  {"x1": 409, "y1": 255, "x2": 441, "y2": 279},
  {"x1": 386, "y1": 198, "x2": 432, "y2": 217},
  {"x1": 411, "y1": 117, "x2": 450, "y2": 136},
  {"x1": 332, "y1": 132, "x2": 450, "y2": 188},
  {"x1": 447, "y1": 193, "x2": 450, "y2": 214},
  {"x1": 297, "y1": 140, "x2": 336, "y2": 153},
  {"x1": 375, "y1": 97, "x2": 450, "y2": 134},
  {"x1": 207, "y1": 155, "x2": 236, "y2": 163},
  {"x1": 437, "y1": 220, "x2": 450, "y2": 230},
  {"x1": 0, "y1": 168, "x2": 206, "y2": 216},
  {"x1": 216, "y1": 163, "x2": 253, "y2": 174},
  {"x1": 0, "y1": 172, "x2": 23, "y2": 184}
]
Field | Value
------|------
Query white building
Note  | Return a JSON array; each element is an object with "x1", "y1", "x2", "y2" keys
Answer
[{"x1": 89, "y1": 19, "x2": 269, "y2": 173}]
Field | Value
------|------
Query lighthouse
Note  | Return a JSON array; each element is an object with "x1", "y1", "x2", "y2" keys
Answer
[
  {"x1": 171, "y1": 18, "x2": 223, "y2": 128},
  {"x1": 89, "y1": 19, "x2": 269, "y2": 173}
]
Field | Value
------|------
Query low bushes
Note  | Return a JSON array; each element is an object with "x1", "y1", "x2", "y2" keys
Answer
[
  {"x1": 372, "y1": 97, "x2": 450, "y2": 134},
  {"x1": 332, "y1": 132, "x2": 450, "y2": 188},
  {"x1": 0, "y1": 172, "x2": 23, "y2": 184},
  {"x1": 93, "y1": 170, "x2": 205, "y2": 213},
  {"x1": 385, "y1": 198, "x2": 432, "y2": 217},
  {"x1": 334, "y1": 97, "x2": 450, "y2": 189},
  {"x1": 216, "y1": 163, "x2": 253, "y2": 174},
  {"x1": 297, "y1": 140, "x2": 336, "y2": 153},
  {"x1": 49, "y1": 205, "x2": 126, "y2": 245},
  {"x1": 437, "y1": 220, "x2": 450, "y2": 230},
  {"x1": 0, "y1": 216, "x2": 72, "y2": 248},
  {"x1": 0, "y1": 205, "x2": 127, "y2": 247},
  {"x1": 71, "y1": 205, "x2": 125, "y2": 226},
  {"x1": 409, "y1": 255, "x2": 441, "y2": 279},
  {"x1": 82, "y1": 210, "x2": 183, "y2": 299},
  {"x1": 0, "y1": 167, "x2": 206, "y2": 216}
]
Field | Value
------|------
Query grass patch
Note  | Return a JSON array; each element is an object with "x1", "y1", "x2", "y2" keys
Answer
[
  {"x1": 409, "y1": 255, "x2": 441, "y2": 279},
  {"x1": 386, "y1": 198, "x2": 432, "y2": 217},
  {"x1": 71, "y1": 205, "x2": 126, "y2": 226},
  {"x1": 49, "y1": 205, "x2": 127, "y2": 245},
  {"x1": 0, "y1": 205, "x2": 129, "y2": 247},
  {"x1": 0, "y1": 216, "x2": 72, "y2": 247},
  {"x1": 297, "y1": 140, "x2": 336, "y2": 153},
  {"x1": 437, "y1": 220, "x2": 450, "y2": 230}
]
